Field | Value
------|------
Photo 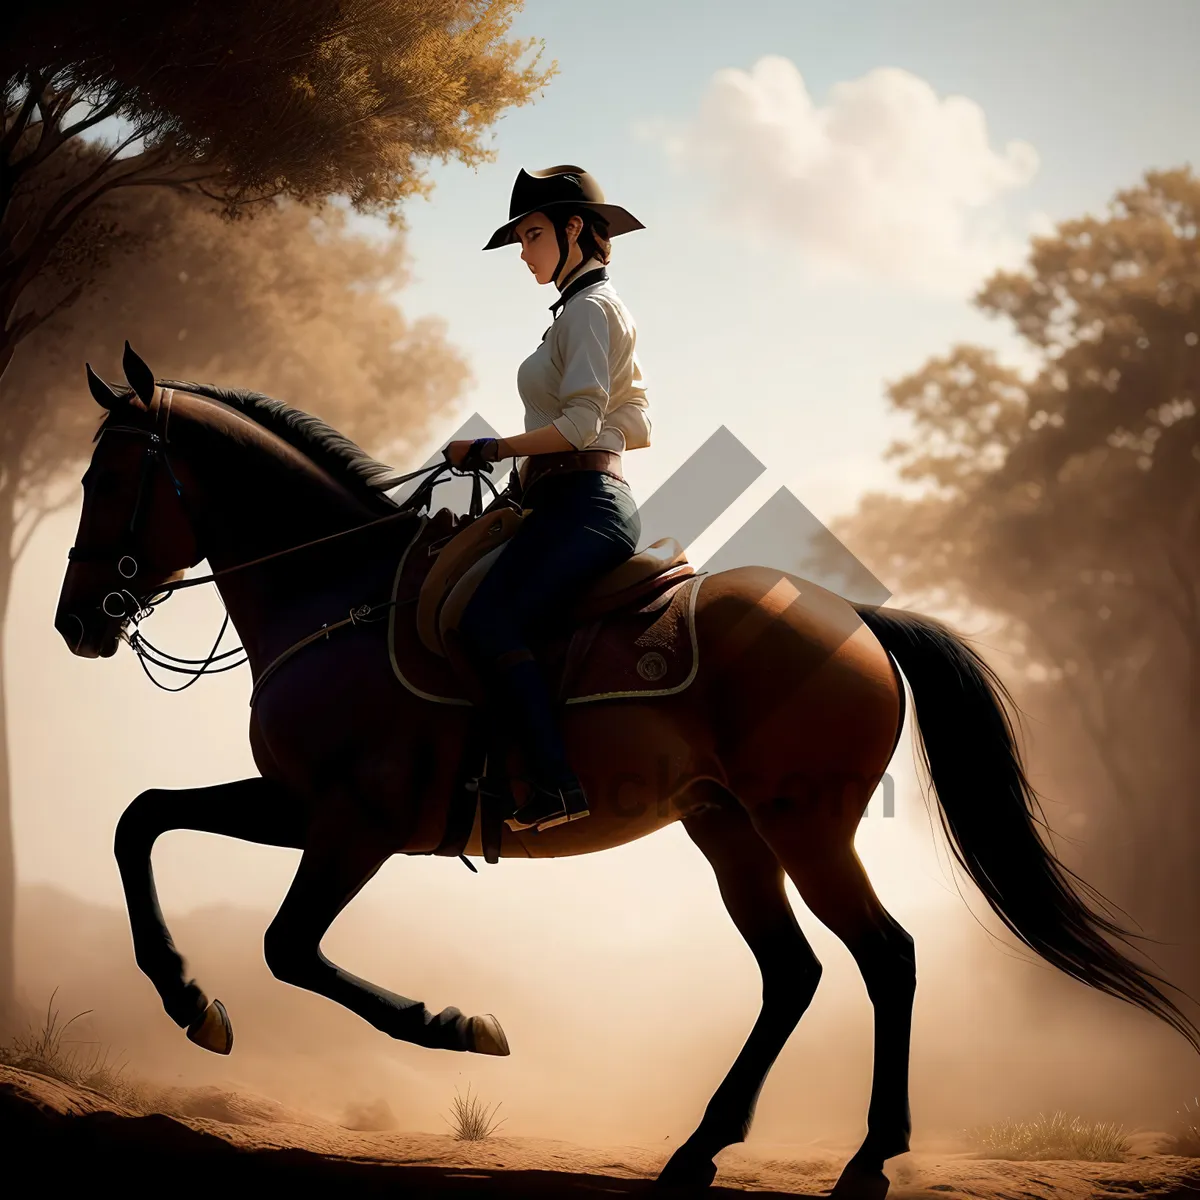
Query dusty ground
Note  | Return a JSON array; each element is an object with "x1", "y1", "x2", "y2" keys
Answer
[{"x1": 4, "y1": 1065, "x2": 1199, "y2": 1198}]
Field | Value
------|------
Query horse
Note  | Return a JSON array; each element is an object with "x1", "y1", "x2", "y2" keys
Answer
[{"x1": 54, "y1": 345, "x2": 1200, "y2": 1198}]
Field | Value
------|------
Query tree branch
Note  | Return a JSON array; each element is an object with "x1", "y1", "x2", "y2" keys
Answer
[
  {"x1": 0, "y1": 84, "x2": 41, "y2": 163},
  {"x1": 46, "y1": 83, "x2": 81, "y2": 127},
  {"x1": 3, "y1": 75, "x2": 76, "y2": 196},
  {"x1": 58, "y1": 90, "x2": 132, "y2": 143},
  {"x1": 30, "y1": 78, "x2": 60, "y2": 157},
  {"x1": 0, "y1": 142, "x2": 179, "y2": 324},
  {"x1": 40, "y1": 126, "x2": 168, "y2": 230}
]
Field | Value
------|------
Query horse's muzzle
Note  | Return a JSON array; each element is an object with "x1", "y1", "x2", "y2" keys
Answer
[{"x1": 54, "y1": 609, "x2": 119, "y2": 659}]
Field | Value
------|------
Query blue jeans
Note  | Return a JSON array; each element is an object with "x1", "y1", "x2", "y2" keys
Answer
[{"x1": 459, "y1": 469, "x2": 642, "y2": 662}]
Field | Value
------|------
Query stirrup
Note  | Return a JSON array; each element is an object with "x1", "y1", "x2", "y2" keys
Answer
[{"x1": 505, "y1": 780, "x2": 589, "y2": 833}]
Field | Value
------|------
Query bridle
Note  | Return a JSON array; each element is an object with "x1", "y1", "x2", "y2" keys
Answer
[
  {"x1": 68, "y1": 389, "x2": 189, "y2": 615},
  {"x1": 67, "y1": 387, "x2": 252, "y2": 689},
  {"x1": 65, "y1": 386, "x2": 509, "y2": 692}
]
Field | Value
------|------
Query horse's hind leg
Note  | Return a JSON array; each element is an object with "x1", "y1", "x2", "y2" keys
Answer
[
  {"x1": 746, "y1": 790, "x2": 915, "y2": 1200},
  {"x1": 657, "y1": 789, "x2": 823, "y2": 1191},
  {"x1": 262, "y1": 800, "x2": 510, "y2": 1056},
  {"x1": 114, "y1": 777, "x2": 306, "y2": 1048}
]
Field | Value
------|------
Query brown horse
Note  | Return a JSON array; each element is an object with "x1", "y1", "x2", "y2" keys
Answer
[{"x1": 55, "y1": 347, "x2": 1200, "y2": 1198}]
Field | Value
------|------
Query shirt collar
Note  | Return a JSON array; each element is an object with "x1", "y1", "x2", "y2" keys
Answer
[{"x1": 550, "y1": 257, "x2": 608, "y2": 319}]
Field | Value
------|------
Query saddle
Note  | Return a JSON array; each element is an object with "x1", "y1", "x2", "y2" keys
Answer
[
  {"x1": 415, "y1": 502, "x2": 692, "y2": 658},
  {"x1": 388, "y1": 502, "x2": 704, "y2": 869}
]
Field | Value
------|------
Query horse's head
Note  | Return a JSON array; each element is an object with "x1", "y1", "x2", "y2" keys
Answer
[{"x1": 55, "y1": 343, "x2": 201, "y2": 658}]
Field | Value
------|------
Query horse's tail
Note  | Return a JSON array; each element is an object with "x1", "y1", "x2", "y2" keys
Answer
[{"x1": 855, "y1": 602, "x2": 1200, "y2": 1055}]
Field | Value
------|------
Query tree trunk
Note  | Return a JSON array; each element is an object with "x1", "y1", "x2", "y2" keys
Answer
[
  {"x1": 0, "y1": 327, "x2": 19, "y2": 1020},
  {"x1": 0, "y1": 532, "x2": 14, "y2": 1022}
]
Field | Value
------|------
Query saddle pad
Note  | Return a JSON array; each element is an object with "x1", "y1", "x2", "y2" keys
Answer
[
  {"x1": 387, "y1": 513, "x2": 702, "y2": 706},
  {"x1": 562, "y1": 571, "x2": 701, "y2": 704}
]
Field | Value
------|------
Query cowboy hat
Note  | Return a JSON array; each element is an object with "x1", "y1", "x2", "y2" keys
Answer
[{"x1": 482, "y1": 166, "x2": 644, "y2": 251}]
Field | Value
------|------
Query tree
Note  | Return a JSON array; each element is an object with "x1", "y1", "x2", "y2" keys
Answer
[
  {"x1": 0, "y1": 0, "x2": 553, "y2": 1018},
  {"x1": 837, "y1": 169, "x2": 1200, "y2": 977},
  {"x1": 2, "y1": 0, "x2": 554, "y2": 374}
]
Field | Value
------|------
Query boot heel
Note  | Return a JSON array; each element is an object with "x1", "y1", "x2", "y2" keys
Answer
[
  {"x1": 504, "y1": 784, "x2": 566, "y2": 832},
  {"x1": 563, "y1": 785, "x2": 590, "y2": 823},
  {"x1": 535, "y1": 785, "x2": 588, "y2": 831},
  {"x1": 507, "y1": 781, "x2": 590, "y2": 833}
]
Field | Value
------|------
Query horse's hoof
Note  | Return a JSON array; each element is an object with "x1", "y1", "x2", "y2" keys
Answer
[
  {"x1": 655, "y1": 1150, "x2": 718, "y2": 1190},
  {"x1": 829, "y1": 1159, "x2": 890, "y2": 1200},
  {"x1": 186, "y1": 998, "x2": 233, "y2": 1055},
  {"x1": 469, "y1": 1013, "x2": 510, "y2": 1056}
]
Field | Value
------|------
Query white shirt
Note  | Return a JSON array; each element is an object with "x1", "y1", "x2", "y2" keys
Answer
[{"x1": 515, "y1": 258, "x2": 652, "y2": 456}]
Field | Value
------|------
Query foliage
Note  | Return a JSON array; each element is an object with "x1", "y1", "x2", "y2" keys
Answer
[
  {"x1": 1, "y1": 1, "x2": 553, "y2": 369},
  {"x1": 4, "y1": 1, "x2": 553, "y2": 214},
  {"x1": 961, "y1": 1110, "x2": 1131, "y2": 1161},
  {"x1": 444, "y1": 1082, "x2": 506, "y2": 1140},
  {"x1": 6, "y1": 181, "x2": 472, "y2": 536},
  {"x1": 835, "y1": 167, "x2": 1200, "y2": 953}
]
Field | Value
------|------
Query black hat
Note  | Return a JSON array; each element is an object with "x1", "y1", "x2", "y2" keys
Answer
[{"x1": 482, "y1": 166, "x2": 644, "y2": 251}]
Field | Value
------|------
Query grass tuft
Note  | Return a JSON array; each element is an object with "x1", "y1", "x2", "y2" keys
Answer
[
  {"x1": 0, "y1": 988, "x2": 152, "y2": 1112},
  {"x1": 962, "y1": 1110, "x2": 1131, "y2": 1161},
  {"x1": 444, "y1": 1082, "x2": 506, "y2": 1141}
]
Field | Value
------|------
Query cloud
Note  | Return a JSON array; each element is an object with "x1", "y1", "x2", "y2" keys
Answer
[{"x1": 634, "y1": 57, "x2": 1040, "y2": 294}]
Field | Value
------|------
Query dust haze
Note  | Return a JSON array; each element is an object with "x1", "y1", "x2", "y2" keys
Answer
[
  {"x1": 13, "y1": 825, "x2": 1195, "y2": 1149},
  {"x1": 10, "y1": 510, "x2": 1197, "y2": 1151},
  {"x1": 4, "y1": 163, "x2": 1197, "y2": 1164}
]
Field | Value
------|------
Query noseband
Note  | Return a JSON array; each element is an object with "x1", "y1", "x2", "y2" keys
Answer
[{"x1": 66, "y1": 387, "x2": 191, "y2": 623}]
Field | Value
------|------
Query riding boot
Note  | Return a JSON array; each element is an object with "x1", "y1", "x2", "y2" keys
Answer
[{"x1": 483, "y1": 650, "x2": 589, "y2": 832}]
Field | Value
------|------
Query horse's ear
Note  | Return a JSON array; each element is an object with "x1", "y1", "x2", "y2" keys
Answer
[
  {"x1": 86, "y1": 363, "x2": 122, "y2": 410},
  {"x1": 122, "y1": 341, "x2": 155, "y2": 410}
]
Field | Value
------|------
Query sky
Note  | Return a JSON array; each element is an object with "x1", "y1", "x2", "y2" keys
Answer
[
  {"x1": 8, "y1": 0, "x2": 1200, "y2": 1139},
  {"x1": 380, "y1": 0, "x2": 1200, "y2": 542}
]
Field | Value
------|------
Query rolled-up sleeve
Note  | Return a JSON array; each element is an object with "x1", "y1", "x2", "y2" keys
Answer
[
  {"x1": 552, "y1": 299, "x2": 612, "y2": 450},
  {"x1": 607, "y1": 398, "x2": 652, "y2": 450}
]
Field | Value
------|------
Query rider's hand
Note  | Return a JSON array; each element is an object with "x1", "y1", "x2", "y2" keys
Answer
[
  {"x1": 445, "y1": 440, "x2": 476, "y2": 467},
  {"x1": 445, "y1": 438, "x2": 501, "y2": 468}
]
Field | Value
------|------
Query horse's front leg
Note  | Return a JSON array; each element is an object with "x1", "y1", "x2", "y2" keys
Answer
[
  {"x1": 262, "y1": 798, "x2": 510, "y2": 1056},
  {"x1": 114, "y1": 777, "x2": 307, "y2": 1050}
]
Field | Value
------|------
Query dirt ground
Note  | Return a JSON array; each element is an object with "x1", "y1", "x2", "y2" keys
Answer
[{"x1": 4, "y1": 1064, "x2": 1199, "y2": 1198}]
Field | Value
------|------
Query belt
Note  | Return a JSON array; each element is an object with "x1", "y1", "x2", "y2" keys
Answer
[{"x1": 518, "y1": 449, "x2": 625, "y2": 494}]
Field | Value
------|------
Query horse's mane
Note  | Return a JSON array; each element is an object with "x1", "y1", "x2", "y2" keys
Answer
[{"x1": 163, "y1": 380, "x2": 400, "y2": 512}]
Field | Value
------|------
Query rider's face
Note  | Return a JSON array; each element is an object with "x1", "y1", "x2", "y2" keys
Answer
[{"x1": 516, "y1": 212, "x2": 581, "y2": 286}]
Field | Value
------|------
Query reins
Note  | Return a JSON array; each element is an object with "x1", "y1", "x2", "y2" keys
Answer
[
  {"x1": 70, "y1": 385, "x2": 512, "y2": 692},
  {"x1": 147, "y1": 446, "x2": 502, "y2": 599}
]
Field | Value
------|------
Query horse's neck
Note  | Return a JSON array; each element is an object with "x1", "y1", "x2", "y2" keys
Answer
[
  {"x1": 174, "y1": 397, "x2": 382, "y2": 658},
  {"x1": 186, "y1": 425, "x2": 369, "y2": 568}
]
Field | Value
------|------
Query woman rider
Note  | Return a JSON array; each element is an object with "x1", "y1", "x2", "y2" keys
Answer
[{"x1": 443, "y1": 166, "x2": 651, "y2": 835}]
